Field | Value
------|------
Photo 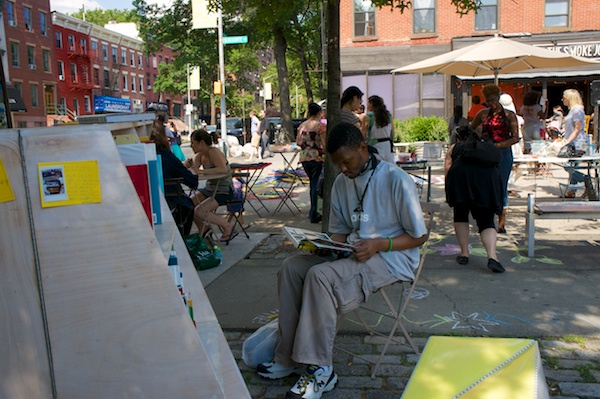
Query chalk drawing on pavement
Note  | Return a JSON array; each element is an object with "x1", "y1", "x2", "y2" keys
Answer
[{"x1": 253, "y1": 309, "x2": 279, "y2": 324}]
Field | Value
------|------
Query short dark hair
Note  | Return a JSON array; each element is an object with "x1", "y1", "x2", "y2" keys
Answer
[
  {"x1": 341, "y1": 86, "x2": 363, "y2": 107},
  {"x1": 327, "y1": 123, "x2": 363, "y2": 154},
  {"x1": 308, "y1": 102, "x2": 322, "y2": 117},
  {"x1": 473, "y1": 95, "x2": 481, "y2": 104},
  {"x1": 156, "y1": 114, "x2": 167, "y2": 123}
]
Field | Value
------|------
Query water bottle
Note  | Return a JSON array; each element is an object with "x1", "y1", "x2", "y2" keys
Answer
[{"x1": 214, "y1": 245, "x2": 222, "y2": 264}]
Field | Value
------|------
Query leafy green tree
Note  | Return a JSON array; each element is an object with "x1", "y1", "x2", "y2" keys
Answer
[{"x1": 69, "y1": 7, "x2": 139, "y2": 26}]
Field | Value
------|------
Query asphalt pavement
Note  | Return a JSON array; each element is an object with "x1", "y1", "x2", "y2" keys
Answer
[{"x1": 183, "y1": 140, "x2": 600, "y2": 398}]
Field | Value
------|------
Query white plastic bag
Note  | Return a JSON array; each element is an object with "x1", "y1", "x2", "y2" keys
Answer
[{"x1": 242, "y1": 319, "x2": 279, "y2": 368}]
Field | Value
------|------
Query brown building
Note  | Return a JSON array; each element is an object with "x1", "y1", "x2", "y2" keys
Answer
[
  {"x1": 340, "y1": 0, "x2": 600, "y2": 120},
  {"x1": 3, "y1": 0, "x2": 56, "y2": 127}
]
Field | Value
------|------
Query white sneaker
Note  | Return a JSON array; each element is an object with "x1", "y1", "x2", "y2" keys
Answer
[
  {"x1": 285, "y1": 365, "x2": 338, "y2": 399},
  {"x1": 257, "y1": 361, "x2": 303, "y2": 380}
]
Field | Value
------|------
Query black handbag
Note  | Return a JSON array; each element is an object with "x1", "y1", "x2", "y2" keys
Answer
[
  {"x1": 459, "y1": 135, "x2": 502, "y2": 167},
  {"x1": 557, "y1": 143, "x2": 585, "y2": 158}
]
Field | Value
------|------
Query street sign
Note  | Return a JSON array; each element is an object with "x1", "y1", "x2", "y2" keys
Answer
[{"x1": 223, "y1": 35, "x2": 248, "y2": 45}]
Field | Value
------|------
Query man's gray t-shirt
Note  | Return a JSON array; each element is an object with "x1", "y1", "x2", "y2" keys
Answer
[{"x1": 329, "y1": 160, "x2": 427, "y2": 281}]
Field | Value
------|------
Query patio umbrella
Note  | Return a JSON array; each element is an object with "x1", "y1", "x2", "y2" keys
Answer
[{"x1": 391, "y1": 36, "x2": 599, "y2": 84}]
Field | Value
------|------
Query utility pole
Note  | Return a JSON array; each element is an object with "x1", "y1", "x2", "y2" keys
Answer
[{"x1": 217, "y1": 8, "x2": 227, "y2": 155}]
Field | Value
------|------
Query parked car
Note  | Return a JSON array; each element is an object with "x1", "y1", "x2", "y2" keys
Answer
[
  {"x1": 267, "y1": 117, "x2": 306, "y2": 143},
  {"x1": 211, "y1": 118, "x2": 245, "y2": 145}
]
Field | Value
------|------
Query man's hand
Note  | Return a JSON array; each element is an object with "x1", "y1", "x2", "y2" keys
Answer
[{"x1": 352, "y1": 238, "x2": 385, "y2": 262}]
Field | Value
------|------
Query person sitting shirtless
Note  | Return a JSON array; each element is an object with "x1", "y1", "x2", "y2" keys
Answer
[{"x1": 256, "y1": 123, "x2": 427, "y2": 399}]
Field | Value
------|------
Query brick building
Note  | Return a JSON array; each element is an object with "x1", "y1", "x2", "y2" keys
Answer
[
  {"x1": 340, "y1": 0, "x2": 600, "y2": 120},
  {"x1": 1, "y1": 1, "x2": 187, "y2": 127},
  {"x1": 2, "y1": 0, "x2": 56, "y2": 127}
]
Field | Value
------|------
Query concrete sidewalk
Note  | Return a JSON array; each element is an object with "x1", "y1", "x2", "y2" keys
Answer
[{"x1": 190, "y1": 147, "x2": 600, "y2": 398}]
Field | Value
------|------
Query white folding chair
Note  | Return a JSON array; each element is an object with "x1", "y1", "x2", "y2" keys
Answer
[{"x1": 335, "y1": 202, "x2": 438, "y2": 378}]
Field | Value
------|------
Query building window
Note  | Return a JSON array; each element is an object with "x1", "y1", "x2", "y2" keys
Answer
[
  {"x1": 103, "y1": 69, "x2": 110, "y2": 88},
  {"x1": 475, "y1": 0, "x2": 497, "y2": 30},
  {"x1": 113, "y1": 71, "x2": 120, "y2": 91},
  {"x1": 24, "y1": 6, "x2": 32, "y2": 31},
  {"x1": 91, "y1": 40, "x2": 98, "y2": 56},
  {"x1": 138, "y1": 54, "x2": 143, "y2": 68},
  {"x1": 123, "y1": 75, "x2": 128, "y2": 91},
  {"x1": 70, "y1": 63, "x2": 77, "y2": 83},
  {"x1": 152, "y1": 56, "x2": 157, "y2": 68},
  {"x1": 13, "y1": 82, "x2": 22, "y2": 97},
  {"x1": 57, "y1": 61, "x2": 65, "y2": 79},
  {"x1": 6, "y1": 2, "x2": 16, "y2": 25},
  {"x1": 30, "y1": 84, "x2": 38, "y2": 107},
  {"x1": 39, "y1": 12, "x2": 47, "y2": 35},
  {"x1": 131, "y1": 76, "x2": 136, "y2": 92},
  {"x1": 121, "y1": 49, "x2": 126, "y2": 64},
  {"x1": 111, "y1": 47, "x2": 117, "y2": 63},
  {"x1": 73, "y1": 98, "x2": 79, "y2": 116},
  {"x1": 10, "y1": 42, "x2": 19, "y2": 67},
  {"x1": 545, "y1": 0, "x2": 569, "y2": 27},
  {"x1": 84, "y1": 96, "x2": 91, "y2": 113},
  {"x1": 130, "y1": 52, "x2": 135, "y2": 67},
  {"x1": 146, "y1": 73, "x2": 151, "y2": 88},
  {"x1": 68, "y1": 35, "x2": 75, "y2": 51},
  {"x1": 102, "y1": 44, "x2": 108, "y2": 61},
  {"x1": 56, "y1": 31, "x2": 63, "y2": 49},
  {"x1": 146, "y1": 56, "x2": 150, "y2": 67},
  {"x1": 80, "y1": 38, "x2": 87, "y2": 54},
  {"x1": 93, "y1": 68, "x2": 100, "y2": 85},
  {"x1": 59, "y1": 97, "x2": 66, "y2": 113},
  {"x1": 27, "y1": 45, "x2": 35, "y2": 66},
  {"x1": 354, "y1": 0, "x2": 376, "y2": 38},
  {"x1": 82, "y1": 66, "x2": 89, "y2": 83},
  {"x1": 139, "y1": 77, "x2": 144, "y2": 92},
  {"x1": 43, "y1": 49, "x2": 50, "y2": 72},
  {"x1": 413, "y1": 0, "x2": 436, "y2": 34}
]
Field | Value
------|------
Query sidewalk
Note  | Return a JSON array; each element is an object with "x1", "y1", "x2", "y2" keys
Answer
[{"x1": 188, "y1": 145, "x2": 600, "y2": 398}]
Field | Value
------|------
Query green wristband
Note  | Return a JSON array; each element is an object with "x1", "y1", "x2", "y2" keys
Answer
[{"x1": 386, "y1": 237, "x2": 393, "y2": 252}]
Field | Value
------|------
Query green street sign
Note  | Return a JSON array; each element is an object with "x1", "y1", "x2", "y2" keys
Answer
[{"x1": 223, "y1": 35, "x2": 248, "y2": 45}]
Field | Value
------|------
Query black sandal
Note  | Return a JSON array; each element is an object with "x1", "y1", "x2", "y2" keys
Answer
[
  {"x1": 456, "y1": 255, "x2": 469, "y2": 265},
  {"x1": 219, "y1": 231, "x2": 239, "y2": 245}
]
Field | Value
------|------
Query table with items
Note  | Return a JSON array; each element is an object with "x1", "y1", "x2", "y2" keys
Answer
[{"x1": 229, "y1": 162, "x2": 272, "y2": 217}]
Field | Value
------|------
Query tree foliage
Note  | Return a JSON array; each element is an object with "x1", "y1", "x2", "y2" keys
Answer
[{"x1": 69, "y1": 8, "x2": 139, "y2": 26}]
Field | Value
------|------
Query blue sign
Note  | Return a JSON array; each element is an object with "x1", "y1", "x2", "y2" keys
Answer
[{"x1": 94, "y1": 95, "x2": 131, "y2": 113}]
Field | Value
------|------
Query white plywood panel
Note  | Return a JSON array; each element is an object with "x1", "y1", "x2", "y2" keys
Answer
[
  {"x1": 19, "y1": 126, "x2": 226, "y2": 398},
  {"x1": 172, "y1": 231, "x2": 251, "y2": 398},
  {"x1": 0, "y1": 131, "x2": 54, "y2": 398}
]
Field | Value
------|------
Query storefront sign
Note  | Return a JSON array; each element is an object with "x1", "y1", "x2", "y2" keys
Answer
[
  {"x1": 94, "y1": 95, "x2": 131, "y2": 113},
  {"x1": 541, "y1": 41, "x2": 600, "y2": 60}
]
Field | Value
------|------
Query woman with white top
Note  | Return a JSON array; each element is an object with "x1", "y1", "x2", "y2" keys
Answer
[{"x1": 366, "y1": 95, "x2": 395, "y2": 163}]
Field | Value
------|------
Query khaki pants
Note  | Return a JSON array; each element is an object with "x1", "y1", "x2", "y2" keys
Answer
[{"x1": 274, "y1": 253, "x2": 397, "y2": 367}]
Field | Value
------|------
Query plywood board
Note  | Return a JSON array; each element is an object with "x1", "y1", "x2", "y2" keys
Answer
[
  {"x1": 0, "y1": 131, "x2": 54, "y2": 399},
  {"x1": 16, "y1": 126, "x2": 227, "y2": 398}
]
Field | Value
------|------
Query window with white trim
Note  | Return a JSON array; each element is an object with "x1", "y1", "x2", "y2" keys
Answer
[
  {"x1": 56, "y1": 31, "x2": 63, "y2": 49},
  {"x1": 6, "y1": 1, "x2": 16, "y2": 25},
  {"x1": 10, "y1": 42, "x2": 19, "y2": 67},
  {"x1": 24, "y1": 6, "x2": 32, "y2": 31},
  {"x1": 39, "y1": 12, "x2": 47, "y2": 35}
]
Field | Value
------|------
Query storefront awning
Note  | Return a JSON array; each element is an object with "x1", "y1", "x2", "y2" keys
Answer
[
  {"x1": 7, "y1": 87, "x2": 27, "y2": 113},
  {"x1": 94, "y1": 95, "x2": 131, "y2": 113}
]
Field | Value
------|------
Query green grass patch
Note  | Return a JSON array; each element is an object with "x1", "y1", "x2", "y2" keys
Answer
[
  {"x1": 561, "y1": 335, "x2": 587, "y2": 346},
  {"x1": 575, "y1": 364, "x2": 597, "y2": 383}
]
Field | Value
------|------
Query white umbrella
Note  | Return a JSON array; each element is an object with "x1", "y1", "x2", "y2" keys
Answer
[{"x1": 391, "y1": 36, "x2": 599, "y2": 84}]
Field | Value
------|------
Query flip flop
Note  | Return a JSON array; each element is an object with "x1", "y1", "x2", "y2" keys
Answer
[{"x1": 219, "y1": 231, "x2": 239, "y2": 245}]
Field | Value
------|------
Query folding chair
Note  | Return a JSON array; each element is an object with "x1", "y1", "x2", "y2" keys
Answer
[
  {"x1": 164, "y1": 178, "x2": 195, "y2": 236},
  {"x1": 272, "y1": 180, "x2": 301, "y2": 213},
  {"x1": 335, "y1": 202, "x2": 438, "y2": 379},
  {"x1": 225, "y1": 172, "x2": 250, "y2": 239}
]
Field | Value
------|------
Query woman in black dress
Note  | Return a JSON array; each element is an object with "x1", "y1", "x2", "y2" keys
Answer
[{"x1": 444, "y1": 126, "x2": 505, "y2": 273}]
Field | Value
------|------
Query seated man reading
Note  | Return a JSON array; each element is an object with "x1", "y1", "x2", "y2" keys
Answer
[{"x1": 256, "y1": 123, "x2": 427, "y2": 399}]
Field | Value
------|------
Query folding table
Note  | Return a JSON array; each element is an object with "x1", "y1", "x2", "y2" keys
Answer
[
  {"x1": 397, "y1": 159, "x2": 443, "y2": 202},
  {"x1": 229, "y1": 162, "x2": 271, "y2": 217},
  {"x1": 273, "y1": 147, "x2": 306, "y2": 185}
]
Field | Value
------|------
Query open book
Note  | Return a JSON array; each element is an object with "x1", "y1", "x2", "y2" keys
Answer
[{"x1": 283, "y1": 226, "x2": 354, "y2": 253}]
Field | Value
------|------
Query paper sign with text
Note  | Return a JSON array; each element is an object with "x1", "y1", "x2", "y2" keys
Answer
[
  {"x1": 0, "y1": 156, "x2": 15, "y2": 203},
  {"x1": 38, "y1": 160, "x2": 102, "y2": 208}
]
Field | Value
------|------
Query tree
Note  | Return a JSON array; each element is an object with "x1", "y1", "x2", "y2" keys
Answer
[{"x1": 69, "y1": 7, "x2": 139, "y2": 26}]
